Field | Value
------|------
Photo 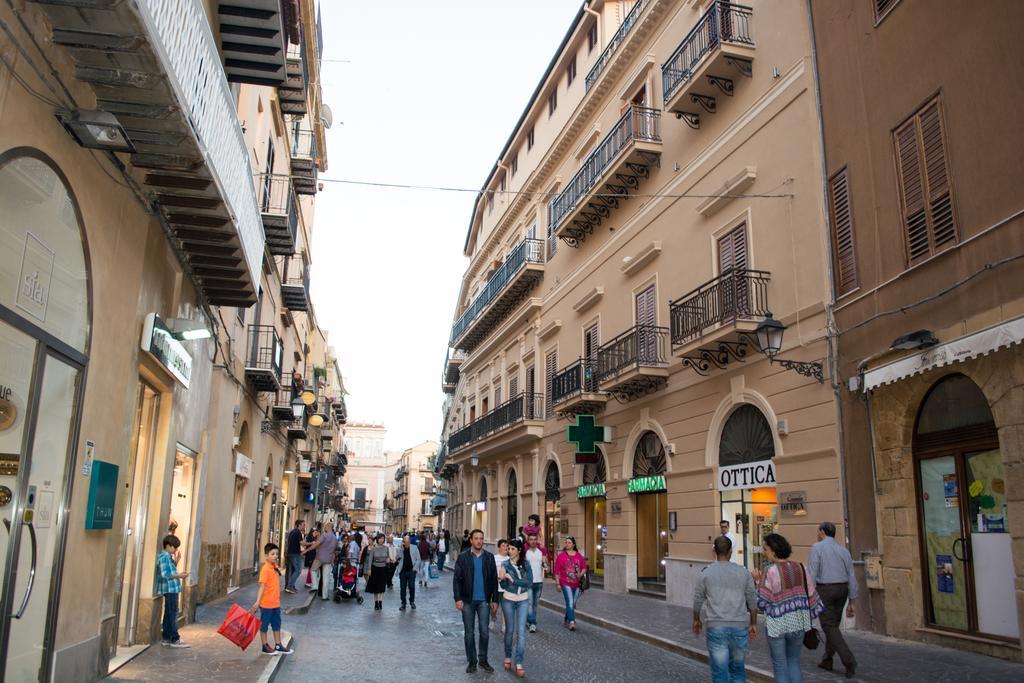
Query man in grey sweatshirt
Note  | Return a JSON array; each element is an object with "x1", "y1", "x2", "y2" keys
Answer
[{"x1": 692, "y1": 536, "x2": 758, "y2": 682}]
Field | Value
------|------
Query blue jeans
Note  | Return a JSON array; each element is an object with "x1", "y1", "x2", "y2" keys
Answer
[
  {"x1": 501, "y1": 597, "x2": 529, "y2": 666},
  {"x1": 527, "y1": 582, "x2": 543, "y2": 626},
  {"x1": 706, "y1": 626, "x2": 749, "y2": 682},
  {"x1": 285, "y1": 553, "x2": 303, "y2": 591},
  {"x1": 161, "y1": 592, "x2": 180, "y2": 643},
  {"x1": 767, "y1": 631, "x2": 804, "y2": 683},
  {"x1": 560, "y1": 585, "x2": 580, "y2": 623},
  {"x1": 461, "y1": 600, "x2": 491, "y2": 663},
  {"x1": 436, "y1": 552, "x2": 447, "y2": 572},
  {"x1": 259, "y1": 607, "x2": 282, "y2": 633}
]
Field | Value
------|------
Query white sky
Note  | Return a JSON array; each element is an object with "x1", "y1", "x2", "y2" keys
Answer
[{"x1": 310, "y1": 1, "x2": 581, "y2": 451}]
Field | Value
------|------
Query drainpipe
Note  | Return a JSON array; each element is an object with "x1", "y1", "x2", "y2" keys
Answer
[{"x1": 584, "y1": 1, "x2": 601, "y2": 45}]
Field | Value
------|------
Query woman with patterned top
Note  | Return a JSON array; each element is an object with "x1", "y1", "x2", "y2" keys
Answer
[
  {"x1": 553, "y1": 536, "x2": 588, "y2": 631},
  {"x1": 754, "y1": 533, "x2": 823, "y2": 683}
]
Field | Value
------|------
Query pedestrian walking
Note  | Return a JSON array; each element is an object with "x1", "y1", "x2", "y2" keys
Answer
[
  {"x1": 453, "y1": 529, "x2": 499, "y2": 673},
  {"x1": 498, "y1": 539, "x2": 532, "y2": 678},
  {"x1": 692, "y1": 536, "x2": 758, "y2": 682},
  {"x1": 306, "y1": 522, "x2": 338, "y2": 600},
  {"x1": 303, "y1": 524, "x2": 319, "y2": 588},
  {"x1": 385, "y1": 532, "x2": 399, "y2": 590},
  {"x1": 492, "y1": 539, "x2": 510, "y2": 633},
  {"x1": 720, "y1": 519, "x2": 738, "y2": 564},
  {"x1": 347, "y1": 531, "x2": 362, "y2": 581},
  {"x1": 249, "y1": 542, "x2": 293, "y2": 656},
  {"x1": 460, "y1": 529, "x2": 471, "y2": 554},
  {"x1": 809, "y1": 522, "x2": 858, "y2": 678},
  {"x1": 284, "y1": 519, "x2": 305, "y2": 594},
  {"x1": 365, "y1": 533, "x2": 391, "y2": 611},
  {"x1": 523, "y1": 515, "x2": 545, "y2": 556},
  {"x1": 524, "y1": 532, "x2": 547, "y2": 633},
  {"x1": 418, "y1": 531, "x2": 433, "y2": 588},
  {"x1": 436, "y1": 530, "x2": 449, "y2": 573},
  {"x1": 399, "y1": 533, "x2": 417, "y2": 610},
  {"x1": 553, "y1": 536, "x2": 587, "y2": 631},
  {"x1": 157, "y1": 535, "x2": 190, "y2": 648},
  {"x1": 755, "y1": 533, "x2": 823, "y2": 683}
]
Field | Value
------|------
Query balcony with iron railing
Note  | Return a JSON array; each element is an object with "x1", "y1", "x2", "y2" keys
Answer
[
  {"x1": 431, "y1": 492, "x2": 449, "y2": 510},
  {"x1": 279, "y1": 39, "x2": 309, "y2": 115},
  {"x1": 245, "y1": 325, "x2": 283, "y2": 392},
  {"x1": 450, "y1": 238, "x2": 545, "y2": 351},
  {"x1": 290, "y1": 125, "x2": 318, "y2": 194},
  {"x1": 257, "y1": 173, "x2": 300, "y2": 256},
  {"x1": 585, "y1": 0, "x2": 649, "y2": 91},
  {"x1": 281, "y1": 258, "x2": 310, "y2": 311},
  {"x1": 551, "y1": 357, "x2": 608, "y2": 418},
  {"x1": 670, "y1": 268, "x2": 770, "y2": 358},
  {"x1": 662, "y1": 2, "x2": 755, "y2": 120},
  {"x1": 596, "y1": 324, "x2": 670, "y2": 401},
  {"x1": 548, "y1": 105, "x2": 661, "y2": 248},
  {"x1": 285, "y1": 416, "x2": 307, "y2": 441},
  {"x1": 395, "y1": 464, "x2": 408, "y2": 481},
  {"x1": 443, "y1": 349, "x2": 467, "y2": 393},
  {"x1": 447, "y1": 393, "x2": 545, "y2": 456}
]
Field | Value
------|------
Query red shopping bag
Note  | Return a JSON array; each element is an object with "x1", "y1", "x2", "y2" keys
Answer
[{"x1": 217, "y1": 603, "x2": 261, "y2": 651}]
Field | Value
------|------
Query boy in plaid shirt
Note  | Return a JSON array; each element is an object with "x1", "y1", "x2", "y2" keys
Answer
[{"x1": 157, "y1": 535, "x2": 190, "y2": 647}]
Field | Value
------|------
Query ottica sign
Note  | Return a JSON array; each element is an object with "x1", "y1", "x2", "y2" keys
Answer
[{"x1": 718, "y1": 460, "x2": 776, "y2": 491}]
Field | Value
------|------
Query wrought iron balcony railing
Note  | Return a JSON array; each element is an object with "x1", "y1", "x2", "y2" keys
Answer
[
  {"x1": 596, "y1": 324, "x2": 669, "y2": 383},
  {"x1": 551, "y1": 358, "x2": 601, "y2": 405},
  {"x1": 282, "y1": 258, "x2": 310, "y2": 311},
  {"x1": 280, "y1": 38, "x2": 309, "y2": 115},
  {"x1": 662, "y1": 1, "x2": 754, "y2": 103},
  {"x1": 447, "y1": 393, "x2": 544, "y2": 453},
  {"x1": 669, "y1": 268, "x2": 770, "y2": 347},
  {"x1": 245, "y1": 324, "x2": 283, "y2": 391},
  {"x1": 548, "y1": 105, "x2": 661, "y2": 233},
  {"x1": 291, "y1": 125, "x2": 317, "y2": 163},
  {"x1": 585, "y1": 0, "x2": 648, "y2": 91},
  {"x1": 450, "y1": 238, "x2": 544, "y2": 345},
  {"x1": 257, "y1": 173, "x2": 300, "y2": 256}
]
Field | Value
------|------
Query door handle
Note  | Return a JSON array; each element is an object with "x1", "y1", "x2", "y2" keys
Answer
[
  {"x1": 951, "y1": 537, "x2": 967, "y2": 563},
  {"x1": 12, "y1": 520, "x2": 37, "y2": 619}
]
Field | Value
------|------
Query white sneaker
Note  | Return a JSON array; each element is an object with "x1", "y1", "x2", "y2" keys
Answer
[
  {"x1": 169, "y1": 641, "x2": 191, "y2": 649},
  {"x1": 528, "y1": 624, "x2": 537, "y2": 633}
]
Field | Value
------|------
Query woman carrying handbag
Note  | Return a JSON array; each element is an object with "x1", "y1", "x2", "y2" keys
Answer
[{"x1": 754, "y1": 533, "x2": 823, "y2": 683}]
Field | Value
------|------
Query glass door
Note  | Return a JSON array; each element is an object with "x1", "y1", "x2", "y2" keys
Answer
[
  {"x1": 585, "y1": 498, "x2": 606, "y2": 576},
  {"x1": 919, "y1": 455, "x2": 970, "y2": 631}
]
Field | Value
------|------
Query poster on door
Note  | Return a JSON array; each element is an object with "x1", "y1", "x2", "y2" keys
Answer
[
  {"x1": 936, "y1": 554, "x2": 954, "y2": 594},
  {"x1": 943, "y1": 473, "x2": 958, "y2": 508}
]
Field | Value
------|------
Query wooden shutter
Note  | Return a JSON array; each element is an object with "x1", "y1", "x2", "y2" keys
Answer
[
  {"x1": 509, "y1": 376, "x2": 518, "y2": 398},
  {"x1": 494, "y1": 384, "x2": 502, "y2": 407},
  {"x1": 895, "y1": 98, "x2": 956, "y2": 265},
  {"x1": 635, "y1": 285, "x2": 656, "y2": 327},
  {"x1": 717, "y1": 224, "x2": 748, "y2": 273},
  {"x1": 828, "y1": 167, "x2": 858, "y2": 295},
  {"x1": 584, "y1": 323, "x2": 600, "y2": 359},
  {"x1": 525, "y1": 366, "x2": 535, "y2": 396},
  {"x1": 545, "y1": 350, "x2": 557, "y2": 417}
]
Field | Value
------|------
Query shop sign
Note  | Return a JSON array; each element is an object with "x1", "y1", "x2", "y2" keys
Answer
[
  {"x1": 140, "y1": 313, "x2": 192, "y2": 388},
  {"x1": 718, "y1": 460, "x2": 776, "y2": 491},
  {"x1": 610, "y1": 501, "x2": 622, "y2": 516},
  {"x1": 85, "y1": 460, "x2": 119, "y2": 530},
  {"x1": 780, "y1": 490, "x2": 807, "y2": 516},
  {"x1": 16, "y1": 232, "x2": 54, "y2": 323},
  {"x1": 567, "y1": 414, "x2": 610, "y2": 464},
  {"x1": 577, "y1": 483, "x2": 605, "y2": 499},
  {"x1": 864, "y1": 555, "x2": 883, "y2": 590},
  {"x1": 475, "y1": 501, "x2": 486, "y2": 511},
  {"x1": 234, "y1": 452, "x2": 253, "y2": 479},
  {"x1": 627, "y1": 475, "x2": 667, "y2": 494}
]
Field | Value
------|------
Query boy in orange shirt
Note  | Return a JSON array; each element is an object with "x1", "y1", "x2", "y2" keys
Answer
[{"x1": 250, "y1": 543, "x2": 293, "y2": 655}]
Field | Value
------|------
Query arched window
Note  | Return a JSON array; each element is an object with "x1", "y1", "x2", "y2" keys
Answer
[
  {"x1": 916, "y1": 374, "x2": 994, "y2": 437},
  {"x1": 719, "y1": 404, "x2": 774, "y2": 466},
  {"x1": 633, "y1": 431, "x2": 666, "y2": 477},
  {"x1": 545, "y1": 461, "x2": 561, "y2": 501},
  {"x1": 583, "y1": 448, "x2": 607, "y2": 484},
  {"x1": 506, "y1": 469, "x2": 518, "y2": 538}
]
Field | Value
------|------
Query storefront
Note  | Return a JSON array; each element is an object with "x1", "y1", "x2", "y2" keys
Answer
[
  {"x1": 717, "y1": 404, "x2": 778, "y2": 571},
  {"x1": 474, "y1": 475, "x2": 488, "y2": 535},
  {"x1": 0, "y1": 154, "x2": 90, "y2": 681},
  {"x1": 629, "y1": 431, "x2": 668, "y2": 586},
  {"x1": 544, "y1": 462, "x2": 561, "y2": 557},
  {"x1": 578, "y1": 450, "x2": 607, "y2": 583},
  {"x1": 506, "y1": 469, "x2": 518, "y2": 539}
]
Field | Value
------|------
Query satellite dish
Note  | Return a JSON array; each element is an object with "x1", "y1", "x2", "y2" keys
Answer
[{"x1": 321, "y1": 103, "x2": 334, "y2": 129}]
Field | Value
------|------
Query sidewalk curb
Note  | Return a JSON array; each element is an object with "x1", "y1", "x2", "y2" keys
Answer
[
  {"x1": 284, "y1": 591, "x2": 316, "y2": 615},
  {"x1": 258, "y1": 631, "x2": 293, "y2": 683},
  {"x1": 538, "y1": 598, "x2": 773, "y2": 683}
]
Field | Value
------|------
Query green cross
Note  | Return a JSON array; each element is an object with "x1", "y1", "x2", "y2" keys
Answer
[{"x1": 567, "y1": 414, "x2": 607, "y2": 454}]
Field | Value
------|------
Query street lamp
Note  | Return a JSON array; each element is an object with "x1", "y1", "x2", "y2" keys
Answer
[
  {"x1": 469, "y1": 453, "x2": 479, "y2": 467},
  {"x1": 749, "y1": 313, "x2": 824, "y2": 383},
  {"x1": 290, "y1": 398, "x2": 305, "y2": 420}
]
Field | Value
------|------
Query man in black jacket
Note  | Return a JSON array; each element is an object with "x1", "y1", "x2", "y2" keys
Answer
[{"x1": 453, "y1": 529, "x2": 498, "y2": 673}]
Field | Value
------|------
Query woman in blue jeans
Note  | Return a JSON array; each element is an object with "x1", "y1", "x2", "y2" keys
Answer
[
  {"x1": 755, "y1": 533, "x2": 823, "y2": 683},
  {"x1": 553, "y1": 536, "x2": 588, "y2": 630},
  {"x1": 497, "y1": 539, "x2": 532, "y2": 678}
]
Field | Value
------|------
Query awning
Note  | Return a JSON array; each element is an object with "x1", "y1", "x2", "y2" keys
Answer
[{"x1": 862, "y1": 317, "x2": 1024, "y2": 391}]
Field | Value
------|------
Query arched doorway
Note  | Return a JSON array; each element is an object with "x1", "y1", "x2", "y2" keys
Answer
[
  {"x1": 506, "y1": 469, "x2": 518, "y2": 539},
  {"x1": 544, "y1": 462, "x2": 561, "y2": 558},
  {"x1": 580, "y1": 450, "x2": 607, "y2": 582},
  {"x1": 718, "y1": 404, "x2": 777, "y2": 570},
  {"x1": 631, "y1": 431, "x2": 669, "y2": 586},
  {"x1": 0, "y1": 153, "x2": 90, "y2": 681},
  {"x1": 474, "y1": 475, "x2": 488, "y2": 537},
  {"x1": 914, "y1": 374, "x2": 1017, "y2": 639}
]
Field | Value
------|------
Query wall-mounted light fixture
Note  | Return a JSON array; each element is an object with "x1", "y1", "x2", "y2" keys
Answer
[
  {"x1": 746, "y1": 313, "x2": 824, "y2": 383},
  {"x1": 291, "y1": 398, "x2": 305, "y2": 420},
  {"x1": 56, "y1": 108, "x2": 135, "y2": 153}
]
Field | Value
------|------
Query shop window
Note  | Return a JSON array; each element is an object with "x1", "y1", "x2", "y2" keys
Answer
[
  {"x1": 916, "y1": 373, "x2": 993, "y2": 435},
  {"x1": 719, "y1": 404, "x2": 774, "y2": 466},
  {"x1": 544, "y1": 462, "x2": 561, "y2": 558},
  {"x1": 633, "y1": 431, "x2": 666, "y2": 476},
  {"x1": 507, "y1": 469, "x2": 518, "y2": 539}
]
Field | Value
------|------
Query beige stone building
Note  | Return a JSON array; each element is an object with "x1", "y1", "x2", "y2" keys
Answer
[
  {"x1": 388, "y1": 441, "x2": 440, "y2": 533},
  {"x1": 439, "y1": 0, "x2": 841, "y2": 603},
  {"x1": 344, "y1": 423, "x2": 397, "y2": 534},
  {"x1": 0, "y1": 1, "x2": 347, "y2": 679}
]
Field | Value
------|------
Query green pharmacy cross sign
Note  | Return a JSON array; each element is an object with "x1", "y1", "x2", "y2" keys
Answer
[{"x1": 566, "y1": 414, "x2": 610, "y2": 465}]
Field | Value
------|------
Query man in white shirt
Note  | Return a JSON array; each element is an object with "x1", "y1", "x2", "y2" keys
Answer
[
  {"x1": 720, "y1": 520, "x2": 738, "y2": 564},
  {"x1": 524, "y1": 533, "x2": 547, "y2": 633}
]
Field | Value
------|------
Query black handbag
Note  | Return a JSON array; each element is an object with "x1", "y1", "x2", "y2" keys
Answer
[
  {"x1": 800, "y1": 563, "x2": 821, "y2": 650},
  {"x1": 579, "y1": 568, "x2": 590, "y2": 591}
]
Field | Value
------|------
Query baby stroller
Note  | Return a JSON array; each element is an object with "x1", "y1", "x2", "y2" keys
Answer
[{"x1": 334, "y1": 563, "x2": 363, "y2": 604}]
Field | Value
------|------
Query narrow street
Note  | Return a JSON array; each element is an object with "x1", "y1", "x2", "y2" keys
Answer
[{"x1": 278, "y1": 571, "x2": 707, "y2": 682}]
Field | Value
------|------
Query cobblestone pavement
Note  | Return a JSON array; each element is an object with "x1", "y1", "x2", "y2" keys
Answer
[
  {"x1": 538, "y1": 580, "x2": 1024, "y2": 683},
  {"x1": 278, "y1": 569, "x2": 709, "y2": 682}
]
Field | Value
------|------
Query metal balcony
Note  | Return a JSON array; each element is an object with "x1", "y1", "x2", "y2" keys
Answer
[
  {"x1": 670, "y1": 269, "x2": 771, "y2": 368},
  {"x1": 285, "y1": 417, "x2": 307, "y2": 441},
  {"x1": 217, "y1": 1, "x2": 293, "y2": 86},
  {"x1": 547, "y1": 105, "x2": 661, "y2": 248},
  {"x1": 245, "y1": 324, "x2": 283, "y2": 392},
  {"x1": 596, "y1": 325, "x2": 669, "y2": 401},
  {"x1": 585, "y1": 0, "x2": 649, "y2": 91},
  {"x1": 395, "y1": 465, "x2": 408, "y2": 481},
  {"x1": 443, "y1": 349, "x2": 466, "y2": 393},
  {"x1": 271, "y1": 388, "x2": 296, "y2": 421},
  {"x1": 281, "y1": 258, "x2": 310, "y2": 311},
  {"x1": 290, "y1": 125, "x2": 318, "y2": 195},
  {"x1": 34, "y1": 0, "x2": 267, "y2": 305},
  {"x1": 450, "y1": 238, "x2": 545, "y2": 351},
  {"x1": 431, "y1": 492, "x2": 449, "y2": 510},
  {"x1": 447, "y1": 393, "x2": 544, "y2": 456},
  {"x1": 279, "y1": 39, "x2": 309, "y2": 116},
  {"x1": 257, "y1": 173, "x2": 299, "y2": 256},
  {"x1": 662, "y1": 2, "x2": 754, "y2": 125},
  {"x1": 551, "y1": 358, "x2": 607, "y2": 419}
]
